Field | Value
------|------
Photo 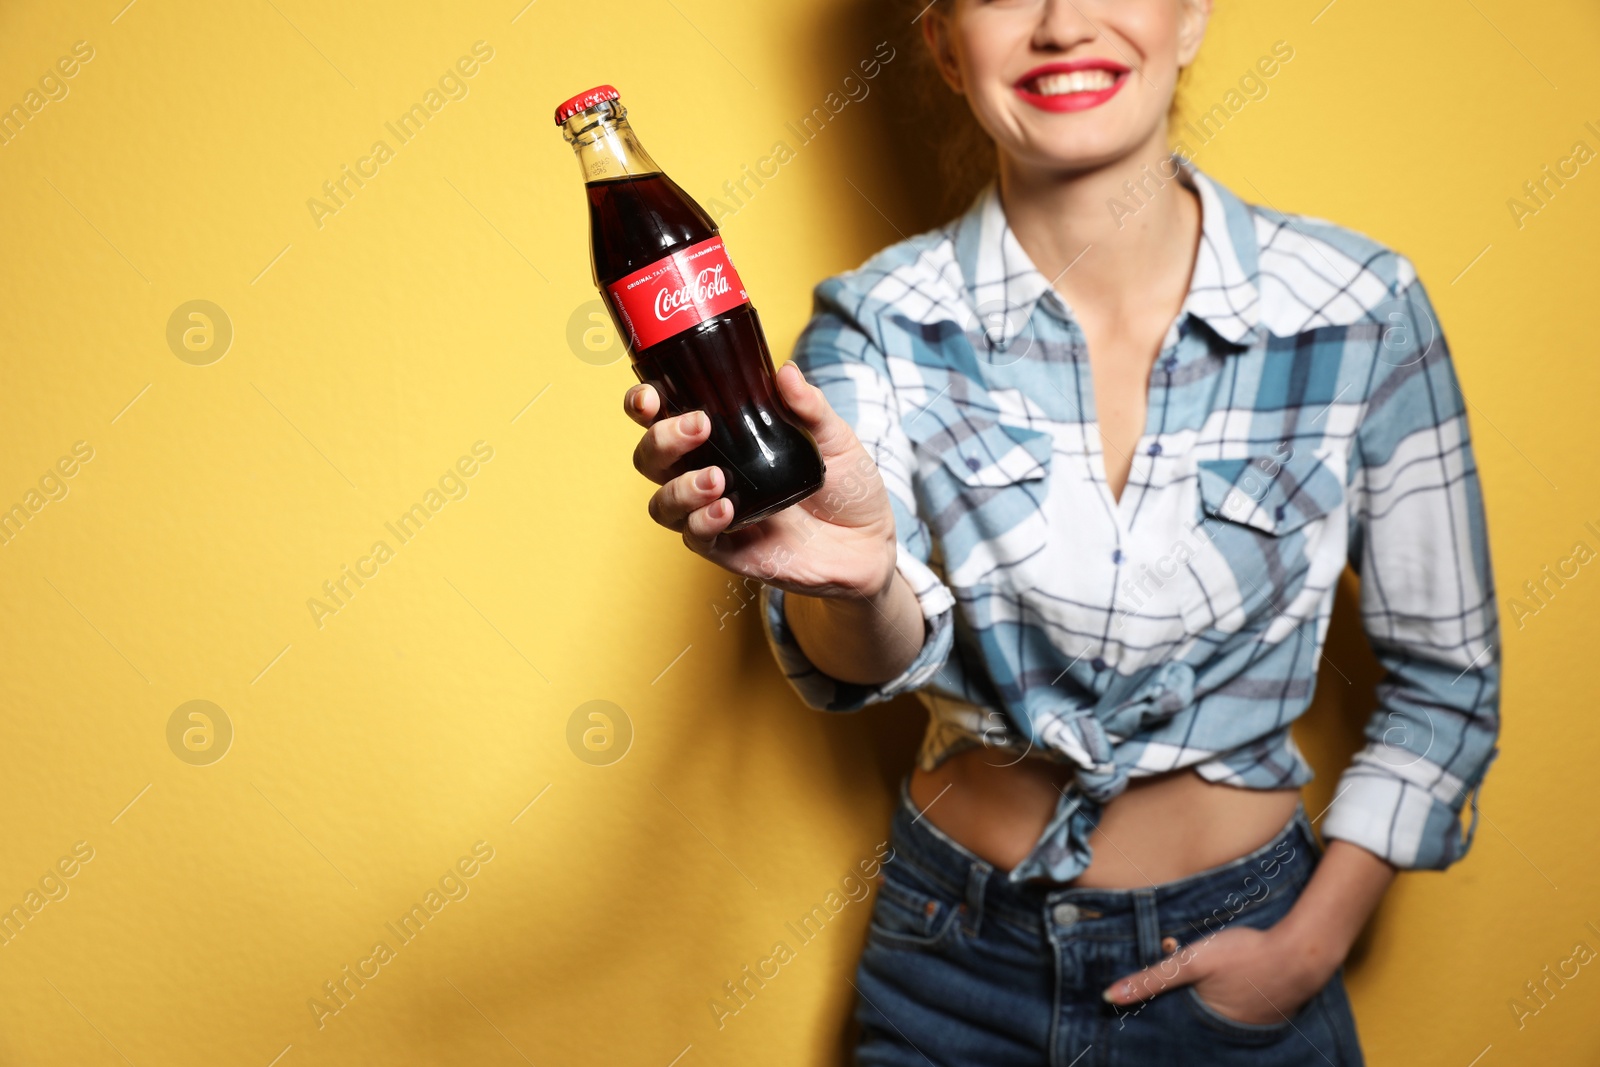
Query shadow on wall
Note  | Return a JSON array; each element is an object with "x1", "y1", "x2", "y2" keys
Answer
[
  {"x1": 823, "y1": 0, "x2": 998, "y2": 234},
  {"x1": 1297, "y1": 572, "x2": 1386, "y2": 965}
]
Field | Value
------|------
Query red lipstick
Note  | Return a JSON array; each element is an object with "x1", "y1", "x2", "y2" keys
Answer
[{"x1": 1013, "y1": 59, "x2": 1131, "y2": 113}]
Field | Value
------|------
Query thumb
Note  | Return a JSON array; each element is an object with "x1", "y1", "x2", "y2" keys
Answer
[
  {"x1": 1103, "y1": 945, "x2": 1202, "y2": 1007},
  {"x1": 775, "y1": 360, "x2": 857, "y2": 457}
]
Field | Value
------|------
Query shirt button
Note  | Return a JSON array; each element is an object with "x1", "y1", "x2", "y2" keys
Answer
[
  {"x1": 1162, "y1": 356, "x2": 1179, "y2": 372},
  {"x1": 965, "y1": 456, "x2": 982, "y2": 471},
  {"x1": 1090, "y1": 657, "x2": 1107, "y2": 672},
  {"x1": 1274, "y1": 504, "x2": 1287, "y2": 521},
  {"x1": 1147, "y1": 442, "x2": 1163, "y2": 456},
  {"x1": 1111, "y1": 549, "x2": 1124, "y2": 565},
  {"x1": 1053, "y1": 902, "x2": 1081, "y2": 926}
]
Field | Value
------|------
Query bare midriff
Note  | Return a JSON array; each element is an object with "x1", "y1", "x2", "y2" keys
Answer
[{"x1": 908, "y1": 746, "x2": 1303, "y2": 887}]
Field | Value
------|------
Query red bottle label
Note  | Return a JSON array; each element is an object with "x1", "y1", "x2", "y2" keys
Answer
[{"x1": 605, "y1": 236, "x2": 749, "y2": 350}]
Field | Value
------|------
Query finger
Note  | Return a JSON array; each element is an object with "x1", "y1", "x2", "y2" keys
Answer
[
  {"x1": 633, "y1": 409, "x2": 711, "y2": 484},
  {"x1": 1103, "y1": 946, "x2": 1202, "y2": 1006},
  {"x1": 774, "y1": 361, "x2": 858, "y2": 457},
  {"x1": 623, "y1": 383, "x2": 661, "y2": 427},
  {"x1": 681, "y1": 497, "x2": 736, "y2": 550},
  {"x1": 647, "y1": 465, "x2": 724, "y2": 532}
]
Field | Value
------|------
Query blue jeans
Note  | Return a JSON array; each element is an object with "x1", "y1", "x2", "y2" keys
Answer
[{"x1": 853, "y1": 778, "x2": 1365, "y2": 1066}]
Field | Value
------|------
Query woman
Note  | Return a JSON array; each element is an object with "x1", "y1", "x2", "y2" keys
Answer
[{"x1": 624, "y1": 1, "x2": 1500, "y2": 1063}]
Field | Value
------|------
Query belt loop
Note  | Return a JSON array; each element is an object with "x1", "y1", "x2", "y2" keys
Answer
[
  {"x1": 963, "y1": 861, "x2": 989, "y2": 937},
  {"x1": 1132, "y1": 888, "x2": 1163, "y2": 967}
]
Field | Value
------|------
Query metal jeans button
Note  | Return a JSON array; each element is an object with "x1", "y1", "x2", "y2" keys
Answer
[{"x1": 1052, "y1": 902, "x2": 1080, "y2": 926}]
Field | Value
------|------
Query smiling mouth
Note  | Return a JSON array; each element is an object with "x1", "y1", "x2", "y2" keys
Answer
[{"x1": 1020, "y1": 68, "x2": 1124, "y2": 97}]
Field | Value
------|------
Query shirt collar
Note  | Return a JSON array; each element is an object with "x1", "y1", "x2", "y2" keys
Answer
[{"x1": 951, "y1": 153, "x2": 1265, "y2": 353}]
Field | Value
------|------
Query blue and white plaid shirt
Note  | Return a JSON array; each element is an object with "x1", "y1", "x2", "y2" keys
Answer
[{"x1": 760, "y1": 154, "x2": 1501, "y2": 883}]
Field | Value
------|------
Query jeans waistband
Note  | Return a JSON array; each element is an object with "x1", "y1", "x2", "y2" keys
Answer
[{"x1": 887, "y1": 775, "x2": 1321, "y2": 941}]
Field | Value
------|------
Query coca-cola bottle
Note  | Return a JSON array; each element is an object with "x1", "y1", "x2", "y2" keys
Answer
[{"x1": 556, "y1": 85, "x2": 825, "y2": 531}]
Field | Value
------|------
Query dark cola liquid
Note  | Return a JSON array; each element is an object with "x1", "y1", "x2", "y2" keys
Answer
[{"x1": 588, "y1": 173, "x2": 825, "y2": 531}]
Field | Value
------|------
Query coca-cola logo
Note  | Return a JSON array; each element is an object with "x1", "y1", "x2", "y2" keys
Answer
[
  {"x1": 606, "y1": 237, "x2": 745, "y2": 350},
  {"x1": 653, "y1": 264, "x2": 730, "y2": 322}
]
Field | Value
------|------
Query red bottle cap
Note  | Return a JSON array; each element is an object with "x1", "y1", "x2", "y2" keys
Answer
[{"x1": 554, "y1": 85, "x2": 620, "y2": 125}]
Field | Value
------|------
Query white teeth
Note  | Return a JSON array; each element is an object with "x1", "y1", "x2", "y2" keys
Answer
[{"x1": 1032, "y1": 69, "x2": 1117, "y2": 96}]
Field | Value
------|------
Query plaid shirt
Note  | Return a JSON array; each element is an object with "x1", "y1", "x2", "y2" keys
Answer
[{"x1": 760, "y1": 154, "x2": 1501, "y2": 883}]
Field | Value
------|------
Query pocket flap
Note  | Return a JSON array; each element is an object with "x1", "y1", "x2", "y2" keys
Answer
[
  {"x1": 1197, "y1": 451, "x2": 1343, "y2": 535},
  {"x1": 917, "y1": 419, "x2": 1053, "y2": 487}
]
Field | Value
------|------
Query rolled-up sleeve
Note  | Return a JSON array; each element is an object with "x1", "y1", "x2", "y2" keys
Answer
[
  {"x1": 759, "y1": 279, "x2": 956, "y2": 712},
  {"x1": 1323, "y1": 267, "x2": 1502, "y2": 869}
]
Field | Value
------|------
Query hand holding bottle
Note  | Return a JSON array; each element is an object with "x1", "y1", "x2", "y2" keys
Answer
[{"x1": 623, "y1": 361, "x2": 900, "y2": 604}]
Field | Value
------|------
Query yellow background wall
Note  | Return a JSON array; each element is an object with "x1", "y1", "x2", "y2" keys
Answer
[{"x1": 0, "y1": 1, "x2": 1596, "y2": 1064}]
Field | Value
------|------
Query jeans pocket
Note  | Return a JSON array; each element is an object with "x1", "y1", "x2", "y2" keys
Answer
[
  {"x1": 1162, "y1": 858, "x2": 1320, "y2": 1046},
  {"x1": 1178, "y1": 984, "x2": 1307, "y2": 1044},
  {"x1": 867, "y1": 860, "x2": 964, "y2": 951}
]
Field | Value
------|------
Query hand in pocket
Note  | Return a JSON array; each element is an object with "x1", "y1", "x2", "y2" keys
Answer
[{"x1": 1102, "y1": 924, "x2": 1333, "y2": 1026}]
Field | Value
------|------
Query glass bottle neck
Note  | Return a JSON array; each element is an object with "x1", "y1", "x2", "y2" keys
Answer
[{"x1": 562, "y1": 105, "x2": 661, "y2": 184}]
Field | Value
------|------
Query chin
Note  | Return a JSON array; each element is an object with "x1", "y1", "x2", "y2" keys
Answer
[
  {"x1": 1009, "y1": 133, "x2": 1149, "y2": 175},
  {"x1": 985, "y1": 101, "x2": 1157, "y2": 175}
]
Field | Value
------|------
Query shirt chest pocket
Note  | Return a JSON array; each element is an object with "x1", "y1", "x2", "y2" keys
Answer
[
  {"x1": 1179, "y1": 450, "x2": 1348, "y2": 634},
  {"x1": 905, "y1": 415, "x2": 1054, "y2": 590}
]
